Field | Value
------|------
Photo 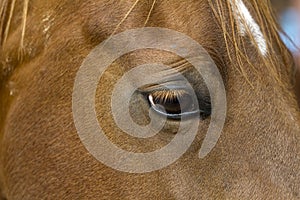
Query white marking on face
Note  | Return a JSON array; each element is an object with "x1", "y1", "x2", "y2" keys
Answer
[
  {"x1": 42, "y1": 12, "x2": 54, "y2": 43},
  {"x1": 42, "y1": 13, "x2": 51, "y2": 33},
  {"x1": 230, "y1": 0, "x2": 268, "y2": 56}
]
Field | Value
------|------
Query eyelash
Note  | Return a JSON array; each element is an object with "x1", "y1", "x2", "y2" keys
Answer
[{"x1": 150, "y1": 89, "x2": 188, "y2": 104}]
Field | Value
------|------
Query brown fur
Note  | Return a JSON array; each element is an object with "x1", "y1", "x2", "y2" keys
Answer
[{"x1": 0, "y1": 0, "x2": 300, "y2": 199}]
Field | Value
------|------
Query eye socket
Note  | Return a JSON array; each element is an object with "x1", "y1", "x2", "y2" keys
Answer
[{"x1": 146, "y1": 89, "x2": 202, "y2": 120}]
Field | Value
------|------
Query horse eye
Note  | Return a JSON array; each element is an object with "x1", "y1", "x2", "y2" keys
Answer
[{"x1": 146, "y1": 89, "x2": 201, "y2": 120}]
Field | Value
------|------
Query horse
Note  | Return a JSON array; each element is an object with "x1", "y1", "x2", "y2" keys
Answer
[{"x1": 0, "y1": 0, "x2": 299, "y2": 199}]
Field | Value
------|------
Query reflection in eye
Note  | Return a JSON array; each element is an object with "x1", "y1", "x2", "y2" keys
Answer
[{"x1": 146, "y1": 89, "x2": 207, "y2": 120}]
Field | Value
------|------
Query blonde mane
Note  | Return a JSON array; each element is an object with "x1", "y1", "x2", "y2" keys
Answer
[
  {"x1": 208, "y1": 0, "x2": 294, "y2": 86},
  {"x1": 0, "y1": 0, "x2": 29, "y2": 50}
]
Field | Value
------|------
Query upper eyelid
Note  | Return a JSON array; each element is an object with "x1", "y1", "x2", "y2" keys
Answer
[{"x1": 138, "y1": 80, "x2": 192, "y2": 93}]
